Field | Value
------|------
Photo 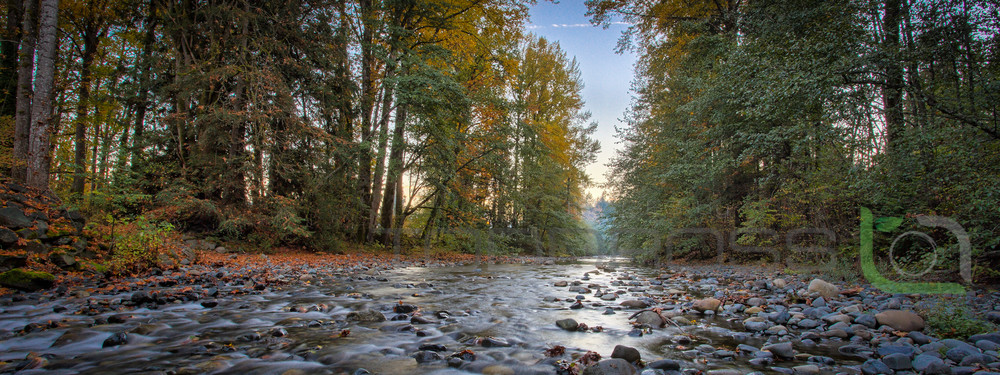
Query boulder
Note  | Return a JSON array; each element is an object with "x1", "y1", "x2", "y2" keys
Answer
[
  {"x1": 0, "y1": 268, "x2": 55, "y2": 291},
  {"x1": 807, "y1": 278, "x2": 839, "y2": 299},
  {"x1": 0, "y1": 206, "x2": 32, "y2": 229},
  {"x1": 875, "y1": 310, "x2": 925, "y2": 332},
  {"x1": 0, "y1": 227, "x2": 17, "y2": 244}
]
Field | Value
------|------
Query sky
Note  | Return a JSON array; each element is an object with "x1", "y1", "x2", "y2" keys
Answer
[{"x1": 527, "y1": 0, "x2": 637, "y2": 201}]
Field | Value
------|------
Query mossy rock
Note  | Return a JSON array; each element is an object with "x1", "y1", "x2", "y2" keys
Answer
[
  {"x1": 0, "y1": 268, "x2": 55, "y2": 291},
  {"x1": 82, "y1": 261, "x2": 108, "y2": 277}
]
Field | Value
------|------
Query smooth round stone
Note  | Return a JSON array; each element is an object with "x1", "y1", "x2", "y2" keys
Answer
[
  {"x1": 791, "y1": 365, "x2": 819, "y2": 375},
  {"x1": 796, "y1": 319, "x2": 820, "y2": 329},
  {"x1": 912, "y1": 353, "x2": 948, "y2": 374},
  {"x1": 978, "y1": 340, "x2": 1000, "y2": 351},
  {"x1": 860, "y1": 359, "x2": 893, "y2": 375},
  {"x1": 882, "y1": 353, "x2": 912, "y2": 370}
]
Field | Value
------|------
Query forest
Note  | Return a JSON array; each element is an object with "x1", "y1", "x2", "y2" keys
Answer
[
  {"x1": 3, "y1": 1, "x2": 1000, "y2": 374},
  {"x1": 2, "y1": 0, "x2": 999, "y2": 281},
  {"x1": 1, "y1": 0, "x2": 601, "y2": 261},
  {"x1": 594, "y1": 0, "x2": 1000, "y2": 282}
]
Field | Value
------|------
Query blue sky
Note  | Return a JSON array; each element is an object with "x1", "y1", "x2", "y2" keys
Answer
[{"x1": 527, "y1": 0, "x2": 636, "y2": 200}]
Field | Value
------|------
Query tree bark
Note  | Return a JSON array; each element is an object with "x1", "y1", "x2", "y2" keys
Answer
[
  {"x1": 72, "y1": 18, "x2": 104, "y2": 194},
  {"x1": 356, "y1": 0, "x2": 376, "y2": 242},
  {"x1": 882, "y1": 0, "x2": 903, "y2": 157},
  {"x1": 131, "y1": 0, "x2": 157, "y2": 166},
  {"x1": 0, "y1": 0, "x2": 22, "y2": 117},
  {"x1": 26, "y1": 0, "x2": 58, "y2": 189},
  {"x1": 367, "y1": 59, "x2": 397, "y2": 242},
  {"x1": 11, "y1": 0, "x2": 36, "y2": 182},
  {"x1": 380, "y1": 103, "x2": 407, "y2": 245}
]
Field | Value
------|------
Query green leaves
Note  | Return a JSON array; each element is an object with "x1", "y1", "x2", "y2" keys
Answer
[{"x1": 874, "y1": 216, "x2": 904, "y2": 232}]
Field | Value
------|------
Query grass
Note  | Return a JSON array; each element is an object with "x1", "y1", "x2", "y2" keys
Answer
[{"x1": 919, "y1": 300, "x2": 998, "y2": 340}]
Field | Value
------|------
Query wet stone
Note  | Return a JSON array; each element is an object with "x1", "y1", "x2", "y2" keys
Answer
[
  {"x1": 418, "y1": 343, "x2": 447, "y2": 352},
  {"x1": 882, "y1": 353, "x2": 912, "y2": 370},
  {"x1": 413, "y1": 351, "x2": 443, "y2": 364},
  {"x1": 611, "y1": 345, "x2": 641, "y2": 363},
  {"x1": 103, "y1": 331, "x2": 128, "y2": 347},
  {"x1": 556, "y1": 318, "x2": 579, "y2": 331},
  {"x1": 860, "y1": 359, "x2": 893, "y2": 375}
]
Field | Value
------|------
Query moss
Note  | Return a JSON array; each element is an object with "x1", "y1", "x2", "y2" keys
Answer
[
  {"x1": 82, "y1": 261, "x2": 108, "y2": 275},
  {"x1": 0, "y1": 268, "x2": 55, "y2": 291}
]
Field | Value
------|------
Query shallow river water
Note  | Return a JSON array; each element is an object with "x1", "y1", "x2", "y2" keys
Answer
[{"x1": 0, "y1": 257, "x2": 863, "y2": 374}]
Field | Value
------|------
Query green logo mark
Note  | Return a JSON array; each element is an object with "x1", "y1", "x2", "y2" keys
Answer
[{"x1": 860, "y1": 207, "x2": 970, "y2": 294}]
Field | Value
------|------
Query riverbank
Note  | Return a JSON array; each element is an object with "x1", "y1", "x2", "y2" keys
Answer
[{"x1": 1, "y1": 254, "x2": 999, "y2": 374}]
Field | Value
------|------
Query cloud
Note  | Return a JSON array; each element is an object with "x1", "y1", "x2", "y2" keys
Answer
[{"x1": 552, "y1": 23, "x2": 591, "y2": 28}]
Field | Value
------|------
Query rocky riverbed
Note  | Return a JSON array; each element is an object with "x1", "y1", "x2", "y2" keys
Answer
[{"x1": 1, "y1": 256, "x2": 999, "y2": 375}]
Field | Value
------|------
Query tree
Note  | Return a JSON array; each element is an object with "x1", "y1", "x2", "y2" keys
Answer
[{"x1": 26, "y1": 0, "x2": 59, "y2": 189}]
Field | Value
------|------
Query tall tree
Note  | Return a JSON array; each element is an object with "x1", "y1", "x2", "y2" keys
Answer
[
  {"x1": 11, "y1": 0, "x2": 36, "y2": 182},
  {"x1": 26, "y1": 0, "x2": 59, "y2": 189}
]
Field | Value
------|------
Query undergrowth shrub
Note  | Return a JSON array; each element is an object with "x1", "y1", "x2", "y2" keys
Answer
[
  {"x1": 920, "y1": 302, "x2": 998, "y2": 340},
  {"x1": 151, "y1": 185, "x2": 221, "y2": 231},
  {"x1": 103, "y1": 216, "x2": 177, "y2": 276}
]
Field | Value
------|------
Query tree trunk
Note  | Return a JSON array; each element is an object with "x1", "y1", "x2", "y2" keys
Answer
[
  {"x1": 356, "y1": 0, "x2": 377, "y2": 242},
  {"x1": 0, "y1": 0, "x2": 21, "y2": 117},
  {"x1": 367, "y1": 60, "x2": 397, "y2": 242},
  {"x1": 882, "y1": 0, "x2": 903, "y2": 157},
  {"x1": 131, "y1": 0, "x2": 157, "y2": 166},
  {"x1": 380, "y1": 103, "x2": 407, "y2": 245},
  {"x1": 25, "y1": 0, "x2": 58, "y2": 189},
  {"x1": 11, "y1": 0, "x2": 36, "y2": 182},
  {"x1": 72, "y1": 21, "x2": 102, "y2": 195}
]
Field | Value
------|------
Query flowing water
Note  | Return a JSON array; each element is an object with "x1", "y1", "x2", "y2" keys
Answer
[{"x1": 0, "y1": 257, "x2": 860, "y2": 374}]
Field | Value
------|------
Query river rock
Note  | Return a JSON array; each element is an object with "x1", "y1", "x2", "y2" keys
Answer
[
  {"x1": 611, "y1": 345, "x2": 641, "y2": 363},
  {"x1": 772, "y1": 278, "x2": 787, "y2": 289},
  {"x1": 347, "y1": 309, "x2": 386, "y2": 322},
  {"x1": 103, "y1": 332, "x2": 128, "y2": 347},
  {"x1": 807, "y1": 279, "x2": 839, "y2": 299},
  {"x1": 912, "y1": 353, "x2": 948, "y2": 374},
  {"x1": 692, "y1": 297, "x2": 721, "y2": 312},
  {"x1": 875, "y1": 310, "x2": 925, "y2": 331},
  {"x1": 647, "y1": 359, "x2": 680, "y2": 370},
  {"x1": 792, "y1": 364, "x2": 820, "y2": 375},
  {"x1": 633, "y1": 310, "x2": 664, "y2": 328},
  {"x1": 620, "y1": 300, "x2": 649, "y2": 309},
  {"x1": 556, "y1": 318, "x2": 579, "y2": 331},
  {"x1": 743, "y1": 317, "x2": 772, "y2": 332},
  {"x1": 0, "y1": 268, "x2": 54, "y2": 291},
  {"x1": 413, "y1": 351, "x2": 442, "y2": 363},
  {"x1": 854, "y1": 313, "x2": 878, "y2": 328},
  {"x1": 582, "y1": 358, "x2": 638, "y2": 375},
  {"x1": 882, "y1": 353, "x2": 912, "y2": 370},
  {"x1": 860, "y1": 359, "x2": 893, "y2": 375},
  {"x1": 763, "y1": 342, "x2": 795, "y2": 360},
  {"x1": 554, "y1": 281, "x2": 568, "y2": 287}
]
